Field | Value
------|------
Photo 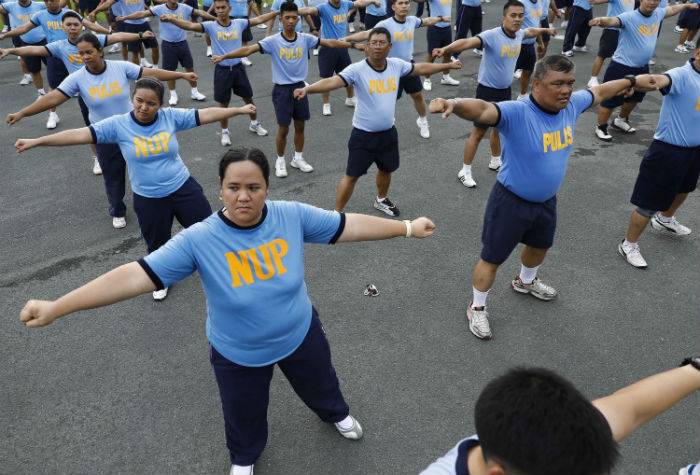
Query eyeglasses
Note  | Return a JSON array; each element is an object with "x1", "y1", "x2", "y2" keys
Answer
[{"x1": 368, "y1": 41, "x2": 389, "y2": 47}]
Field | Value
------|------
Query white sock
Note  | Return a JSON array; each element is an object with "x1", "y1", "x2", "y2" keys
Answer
[
  {"x1": 442, "y1": 73, "x2": 450, "y2": 79},
  {"x1": 221, "y1": 128, "x2": 229, "y2": 135},
  {"x1": 657, "y1": 214, "x2": 672, "y2": 223},
  {"x1": 490, "y1": 155, "x2": 501, "y2": 161},
  {"x1": 190, "y1": 87, "x2": 198, "y2": 95},
  {"x1": 590, "y1": 76, "x2": 597, "y2": 81},
  {"x1": 417, "y1": 115, "x2": 427, "y2": 124},
  {"x1": 277, "y1": 156, "x2": 285, "y2": 162},
  {"x1": 250, "y1": 119, "x2": 258, "y2": 126},
  {"x1": 472, "y1": 287, "x2": 489, "y2": 309},
  {"x1": 336, "y1": 415, "x2": 353, "y2": 430},
  {"x1": 37, "y1": 88, "x2": 46, "y2": 95},
  {"x1": 622, "y1": 238, "x2": 637, "y2": 247},
  {"x1": 50, "y1": 111, "x2": 58, "y2": 117},
  {"x1": 294, "y1": 151, "x2": 303, "y2": 160},
  {"x1": 461, "y1": 164, "x2": 472, "y2": 174},
  {"x1": 170, "y1": 90, "x2": 178, "y2": 97},
  {"x1": 519, "y1": 264, "x2": 540, "y2": 284}
]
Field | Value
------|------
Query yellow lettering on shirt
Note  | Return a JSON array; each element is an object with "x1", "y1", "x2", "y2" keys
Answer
[
  {"x1": 530, "y1": 7, "x2": 542, "y2": 18},
  {"x1": 18, "y1": 14, "x2": 30, "y2": 23},
  {"x1": 216, "y1": 30, "x2": 239, "y2": 40},
  {"x1": 68, "y1": 53, "x2": 83, "y2": 65},
  {"x1": 622, "y1": 0, "x2": 634, "y2": 5},
  {"x1": 225, "y1": 239, "x2": 288, "y2": 287},
  {"x1": 333, "y1": 13, "x2": 346, "y2": 24},
  {"x1": 637, "y1": 23, "x2": 658, "y2": 36},
  {"x1": 439, "y1": 0, "x2": 451, "y2": 6},
  {"x1": 279, "y1": 47, "x2": 304, "y2": 59},
  {"x1": 47, "y1": 21, "x2": 61, "y2": 30},
  {"x1": 125, "y1": 0, "x2": 141, "y2": 5},
  {"x1": 500, "y1": 44, "x2": 520, "y2": 57},
  {"x1": 393, "y1": 30, "x2": 413, "y2": 42},
  {"x1": 368, "y1": 77, "x2": 397, "y2": 94},
  {"x1": 133, "y1": 132, "x2": 171, "y2": 157},
  {"x1": 695, "y1": 95, "x2": 700, "y2": 111},
  {"x1": 88, "y1": 81, "x2": 124, "y2": 100},
  {"x1": 542, "y1": 126, "x2": 573, "y2": 153}
]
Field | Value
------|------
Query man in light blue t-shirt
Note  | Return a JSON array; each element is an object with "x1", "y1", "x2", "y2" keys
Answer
[
  {"x1": 429, "y1": 55, "x2": 641, "y2": 340},
  {"x1": 419, "y1": 0, "x2": 460, "y2": 90},
  {"x1": 589, "y1": 0, "x2": 698, "y2": 141},
  {"x1": 295, "y1": 26, "x2": 461, "y2": 217}
]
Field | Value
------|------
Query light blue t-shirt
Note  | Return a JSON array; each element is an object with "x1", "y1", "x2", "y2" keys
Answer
[
  {"x1": 366, "y1": 0, "x2": 386, "y2": 16},
  {"x1": 229, "y1": 0, "x2": 248, "y2": 17},
  {"x1": 271, "y1": 0, "x2": 305, "y2": 32},
  {"x1": 150, "y1": 3, "x2": 193, "y2": 42},
  {"x1": 89, "y1": 108, "x2": 198, "y2": 197},
  {"x1": 419, "y1": 436, "x2": 481, "y2": 475},
  {"x1": 110, "y1": 0, "x2": 124, "y2": 18},
  {"x1": 30, "y1": 8, "x2": 80, "y2": 42},
  {"x1": 604, "y1": 0, "x2": 634, "y2": 31},
  {"x1": 141, "y1": 201, "x2": 344, "y2": 367},
  {"x1": 258, "y1": 32, "x2": 319, "y2": 84},
  {"x1": 477, "y1": 27, "x2": 524, "y2": 88},
  {"x1": 317, "y1": 0, "x2": 353, "y2": 39},
  {"x1": 57, "y1": 60, "x2": 142, "y2": 123},
  {"x1": 427, "y1": 0, "x2": 451, "y2": 27},
  {"x1": 376, "y1": 16, "x2": 422, "y2": 61},
  {"x1": 45, "y1": 34, "x2": 108, "y2": 73},
  {"x1": 612, "y1": 8, "x2": 665, "y2": 67},
  {"x1": 495, "y1": 90, "x2": 594, "y2": 202},
  {"x1": 462, "y1": 0, "x2": 481, "y2": 8},
  {"x1": 203, "y1": 18, "x2": 248, "y2": 66},
  {"x1": 115, "y1": 0, "x2": 147, "y2": 24},
  {"x1": 520, "y1": 0, "x2": 543, "y2": 45},
  {"x1": 653, "y1": 60, "x2": 700, "y2": 148},
  {"x1": 339, "y1": 57, "x2": 414, "y2": 131},
  {"x1": 3, "y1": 1, "x2": 46, "y2": 43}
]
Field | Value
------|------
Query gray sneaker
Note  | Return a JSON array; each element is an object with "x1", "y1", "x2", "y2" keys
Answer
[
  {"x1": 511, "y1": 276, "x2": 558, "y2": 300},
  {"x1": 466, "y1": 304, "x2": 492, "y2": 340},
  {"x1": 618, "y1": 239, "x2": 648, "y2": 268},
  {"x1": 335, "y1": 415, "x2": 363, "y2": 440},
  {"x1": 650, "y1": 214, "x2": 691, "y2": 235}
]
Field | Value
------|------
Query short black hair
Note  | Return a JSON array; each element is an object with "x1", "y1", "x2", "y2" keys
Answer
[
  {"x1": 533, "y1": 54, "x2": 575, "y2": 80},
  {"x1": 280, "y1": 0, "x2": 298, "y2": 14},
  {"x1": 475, "y1": 367, "x2": 619, "y2": 475},
  {"x1": 76, "y1": 32, "x2": 103, "y2": 52},
  {"x1": 61, "y1": 10, "x2": 82, "y2": 23},
  {"x1": 219, "y1": 148, "x2": 270, "y2": 186},
  {"x1": 503, "y1": 0, "x2": 525, "y2": 13},
  {"x1": 368, "y1": 26, "x2": 391, "y2": 43},
  {"x1": 133, "y1": 77, "x2": 165, "y2": 105}
]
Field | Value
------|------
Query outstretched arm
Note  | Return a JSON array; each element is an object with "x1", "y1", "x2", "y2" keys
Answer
[
  {"x1": 343, "y1": 29, "x2": 371, "y2": 42},
  {"x1": 592, "y1": 364, "x2": 700, "y2": 442},
  {"x1": 106, "y1": 30, "x2": 155, "y2": 44},
  {"x1": 318, "y1": 38, "x2": 359, "y2": 49},
  {"x1": 249, "y1": 9, "x2": 280, "y2": 26},
  {"x1": 0, "y1": 45, "x2": 50, "y2": 59},
  {"x1": 142, "y1": 67, "x2": 198, "y2": 86},
  {"x1": 192, "y1": 8, "x2": 216, "y2": 20},
  {"x1": 7, "y1": 90, "x2": 70, "y2": 125},
  {"x1": 666, "y1": 2, "x2": 699, "y2": 18},
  {"x1": 410, "y1": 59, "x2": 462, "y2": 76},
  {"x1": 589, "y1": 16, "x2": 621, "y2": 28},
  {"x1": 160, "y1": 15, "x2": 205, "y2": 32},
  {"x1": 116, "y1": 9, "x2": 153, "y2": 21},
  {"x1": 82, "y1": 18, "x2": 111, "y2": 34},
  {"x1": 197, "y1": 104, "x2": 256, "y2": 124},
  {"x1": 523, "y1": 26, "x2": 557, "y2": 39},
  {"x1": 15, "y1": 127, "x2": 94, "y2": 153},
  {"x1": 19, "y1": 262, "x2": 156, "y2": 328},
  {"x1": 89, "y1": 0, "x2": 117, "y2": 19},
  {"x1": 588, "y1": 76, "x2": 639, "y2": 107},
  {"x1": 432, "y1": 37, "x2": 481, "y2": 57},
  {"x1": 212, "y1": 43, "x2": 261, "y2": 63},
  {"x1": 337, "y1": 215, "x2": 435, "y2": 242},
  {"x1": 421, "y1": 14, "x2": 451, "y2": 27},
  {"x1": 0, "y1": 22, "x2": 36, "y2": 40},
  {"x1": 294, "y1": 76, "x2": 346, "y2": 99},
  {"x1": 429, "y1": 97, "x2": 499, "y2": 126}
]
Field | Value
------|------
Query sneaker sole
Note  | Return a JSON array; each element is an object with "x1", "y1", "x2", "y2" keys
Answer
[
  {"x1": 510, "y1": 281, "x2": 558, "y2": 300},
  {"x1": 290, "y1": 162, "x2": 313, "y2": 173},
  {"x1": 488, "y1": 164, "x2": 500, "y2": 171},
  {"x1": 618, "y1": 244, "x2": 647, "y2": 269}
]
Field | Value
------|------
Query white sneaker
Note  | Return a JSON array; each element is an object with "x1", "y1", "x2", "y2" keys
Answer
[
  {"x1": 423, "y1": 78, "x2": 432, "y2": 91},
  {"x1": 37, "y1": 88, "x2": 46, "y2": 96},
  {"x1": 674, "y1": 25, "x2": 683, "y2": 33},
  {"x1": 221, "y1": 131, "x2": 232, "y2": 146},
  {"x1": 560, "y1": 20, "x2": 568, "y2": 28},
  {"x1": 241, "y1": 57, "x2": 252, "y2": 66},
  {"x1": 587, "y1": 77, "x2": 600, "y2": 88},
  {"x1": 416, "y1": 117, "x2": 430, "y2": 138},
  {"x1": 191, "y1": 90, "x2": 206, "y2": 101},
  {"x1": 112, "y1": 216, "x2": 126, "y2": 229},
  {"x1": 572, "y1": 45, "x2": 589, "y2": 52},
  {"x1": 516, "y1": 93, "x2": 527, "y2": 100},
  {"x1": 612, "y1": 115, "x2": 635, "y2": 134},
  {"x1": 674, "y1": 44, "x2": 690, "y2": 54},
  {"x1": 322, "y1": 103, "x2": 332, "y2": 116},
  {"x1": 107, "y1": 42, "x2": 121, "y2": 54},
  {"x1": 257, "y1": 23, "x2": 268, "y2": 29},
  {"x1": 685, "y1": 40, "x2": 697, "y2": 49},
  {"x1": 472, "y1": 48, "x2": 482, "y2": 56},
  {"x1": 1, "y1": 24, "x2": 8, "y2": 33},
  {"x1": 488, "y1": 156, "x2": 501, "y2": 170},
  {"x1": 290, "y1": 157, "x2": 314, "y2": 172},
  {"x1": 348, "y1": 23, "x2": 355, "y2": 33},
  {"x1": 648, "y1": 58, "x2": 656, "y2": 66},
  {"x1": 562, "y1": 50, "x2": 574, "y2": 57},
  {"x1": 140, "y1": 57, "x2": 153, "y2": 68},
  {"x1": 650, "y1": 214, "x2": 691, "y2": 235},
  {"x1": 92, "y1": 155, "x2": 102, "y2": 175},
  {"x1": 466, "y1": 304, "x2": 492, "y2": 340},
  {"x1": 440, "y1": 75, "x2": 460, "y2": 86},
  {"x1": 249, "y1": 121, "x2": 268, "y2": 136},
  {"x1": 618, "y1": 240, "x2": 647, "y2": 268},
  {"x1": 230, "y1": 465, "x2": 254, "y2": 475},
  {"x1": 206, "y1": 46, "x2": 212, "y2": 57},
  {"x1": 193, "y1": 31, "x2": 202, "y2": 37},
  {"x1": 457, "y1": 169, "x2": 476, "y2": 187},
  {"x1": 46, "y1": 111, "x2": 59, "y2": 129},
  {"x1": 344, "y1": 96, "x2": 357, "y2": 107},
  {"x1": 168, "y1": 94, "x2": 178, "y2": 106},
  {"x1": 313, "y1": 48, "x2": 318, "y2": 56},
  {"x1": 19, "y1": 74, "x2": 32, "y2": 85},
  {"x1": 513, "y1": 69, "x2": 522, "y2": 79},
  {"x1": 334, "y1": 415, "x2": 363, "y2": 440},
  {"x1": 275, "y1": 159, "x2": 288, "y2": 177},
  {"x1": 153, "y1": 287, "x2": 168, "y2": 301},
  {"x1": 554, "y1": 34, "x2": 565, "y2": 40}
]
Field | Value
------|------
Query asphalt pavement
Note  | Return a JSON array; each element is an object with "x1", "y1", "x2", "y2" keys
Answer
[{"x1": 1, "y1": 5, "x2": 698, "y2": 474}]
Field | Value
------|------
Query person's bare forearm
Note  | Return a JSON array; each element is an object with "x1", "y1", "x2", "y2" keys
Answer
[
  {"x1": 411, "y1": 61, "x2": 457, "y2": 76},
  {"x1": 590, "y1": 77, "x2": 636, "y2": 106},
  {"x1": 249, "y1": 9, "x2": 279, "y2": 26},
  {"x1": 197, "y1": 106, "x2": 251, "y2": 124},
  {"x1": 16, "y1": 90, "x2": 68, "y2": 119},
  {"x1": 35, "y1": 127, "x2": 94, "y2": 147},
  {"x1": 83, "y1": 18, "x2": 111, "y2": 33},
  {"x1": 164, "y1": 17, "x2": 204, "y2": 32}
]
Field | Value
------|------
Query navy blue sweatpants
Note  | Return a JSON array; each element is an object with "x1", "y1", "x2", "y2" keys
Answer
[
  {"x1": 132, "y1": 176, "x2": 212, "y2": 253},
  {"x1": 96, "y1": 143, "x2": 127, "y2": 218},
  {"x1": 210, "y1": 308, "x2": 350, "y2": 466},
  {"x1": 562, "y1": 6, "x2": 592, "y2": 53}
]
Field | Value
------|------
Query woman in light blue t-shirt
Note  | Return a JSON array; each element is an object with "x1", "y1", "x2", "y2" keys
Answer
[{"x1": 18, "y1": 147, "x2": 436, "y2": 475}]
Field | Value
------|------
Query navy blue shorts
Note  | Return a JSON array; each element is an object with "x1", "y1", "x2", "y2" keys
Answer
[
  {"x1": 555, "y1": 0, "x2": 573, "y2": 7},
  {"x1": 14, "y1": 38, "x2": 46, "y2": 73},
  {"x1": 540, "y1": 17, "x2": 550, "y2": 42},
  {"x1": 456, "y1": 5, "x2": 482, "y2": 40},
  {"x1": 310, "y1": 14, "x2": 321, "y2": 30},
  {"x1": 109, "y1": 7, "x2": 125, "y2": 30},
  {"x1": 427, "y1": 25, "x2": 452, "y2": 52},
  {"x1": 630, "y1": 140, "x2": 700, "y2": 211},
  {"x1": 272, "y1": 82, "x2": 310, "y2": 126},
  {"x1": 78, "y1": 95, "x2": 91, "y2": 126},
  {"x1": 396, "y1": 73, "x2": 422, "y2": 100},
  {"x1": 232, "y1": 16, "x2": 253, "y2": 42},
  {"x1": 79, "y1": 0, "x2": 100, "y2": 12},
  {"x1": 162, "y1": 39, "x2": 194, "y2": 70},
  {"x1": 123, "y1": 22, "x2": 159, "y2": 52},
  {"x1": 678, "y1": 8, "x2": 700, "y2": 29},
  {"x1": 597, "y1": 28, "x2": 619, "y2": 58},
  {"x1": 347, "y1": 126, "x2": 399, "y2": 177},
  {"x1": 474, "y1": 83, "x2": 510, "y2": 129},
  {"x1": 515, "y1": 42, "x2": 536, "y2": 71},
  {"x1": 47, "y1": 56, "x2": 69, "y2": 89},
  {"x1": 601, "y1": 60, "x2": 648, "y2": 108},
  {"x1": 214, "y1": 63, "x2": 254, "y2": 103},
  {"x1": 481, "y1": 182, "x2": 557, "y2": 264},
  {"x1": 365, "y1": 12, "x2": 388, "y2": 29},
  {"x1": 184, "y1": 0, "x2": 198, "y2": 9},
  {"x1": 318, "y1": 47, "x2": 351, "y2": 78}
]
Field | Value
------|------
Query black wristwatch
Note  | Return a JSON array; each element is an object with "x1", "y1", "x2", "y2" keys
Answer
[
  {"x1": 624, "y1": 74, "x2": 636, "y2": 88},
  {"x1": 138, "y1": 31, "x2": 144, "y2": 39},
  {"x1": 438, "y1": 15, "x2": 443, "y2": 22},
  {"x1": 679, "y1": 356, "x2": 700, "y2": 371}
]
